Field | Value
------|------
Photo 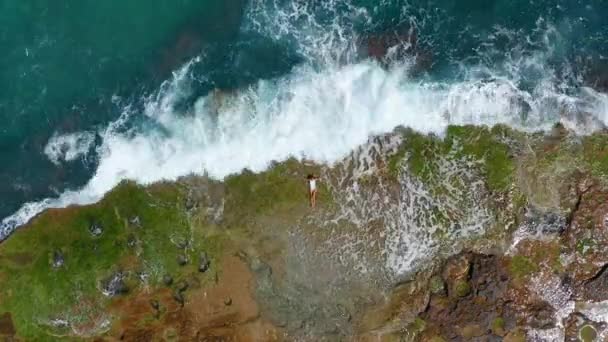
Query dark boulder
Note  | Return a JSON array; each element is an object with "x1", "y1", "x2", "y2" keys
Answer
[
  {"x1": 163, "y1": 274, "x2": 174, "y2": 286},
  {"x1": 198, "y1": 252, "x2": 210, "y2": 273},
  {"x1": 101, "y1": 272, "x2": 129, "y2": 297},
  {"x1": 173, "y1": 291, "x2": 185, "y2": 306},
  {"x1": 129, "y1": 215, "x2": 141, "y2": 228},
  {"x1": 177, "y1": 254, "x2": 188, "y2": 266},
  {"x1": 51, "y1": 250, "x2": 65, "y2": 269},
  {"x1": 88, "y1": 222, "x2": 103, "y2": 237},
  {"x1": 127, "y1": 234, "x2": 137, "y2": 248},
  {"x1": 176, "y1": 280, "x2": 189, "y2": 293}
]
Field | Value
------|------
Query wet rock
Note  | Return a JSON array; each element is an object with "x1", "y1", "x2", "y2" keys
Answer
[
  {"x1": 563, "y1": 182, "x2": 608, "y2": 282},
  {"x1": 101, "y1": 272, "x2": 128, "y2": 297},
  {"x1": 136, "y1": 271, "x2": 149, "y2": 284},
  {"x1": 88, "y1": 222, "x2": 103, "y2": 237},
  {"x1": 336, "y1": 304, "x2": 352, "y2": 323},
  {"x1": 185, "y1": 196, "x2": 197, "y2": 211},
  {"x1": 51, "y1": 250, "x2": 64, "y2": 268},
  {"x1": 163, "y1": 274, "x2": 174, "y2": 286},
  {"x1": 422, "y1": 253, "x2": 515, "y2": 341},
  {"x1": 150, "y1": 299, "x2": 161, "y2": 319},
  {"x1": 443, "y1": 254, "x2": 471, "y2": 282},
  {"x1": 459, "y1": 324, "x2": 484, "y2": 339},
  {"x1": 149, "y1": 299, "x2": 160, "y2": 311},
  {"x1": 359, "y1": 279, "x2": 430, "y2": 338},
  {"x1": 198, "y1": 252, "x2": 210, "y2": 273},
  {"x1": 129, "y1": 215, "x2": 141, "y2": 228},
  {"x1": 127, "y1": 234, "x2": 137, "y2": 248},
  {"x1": 429, "y1": 276, "x2": 446, "y2": 296},
  {"x1": 580, "y1": 263, "x2": 608, "y2": 301},
  {"x1": 177, "y1": 254, "x2": 188, "y2": 266},
  {"x1": 48, "y1": 318, "x2": 69, "y2": 330},
  {"x1": 564, "y1": 313, "x2": 603, "y2": 341},
  {"x1": 519, "y1": 207, "x2": 567, "y2": 237},
  {"x1": 522, "y1": 301, "x2": 555, "y2": 329},
  {"x1": 453, "y1": 280, "x2": 471, "y2": 298},
  {"x1": 491, "y1": 317, "x2": 507, "y2": 337},
  {"x1": 174, "y1": 238, "x2": 189, "y2": 250},
  {"x1": 176, "y1": 280, "x2": 189, "y2": 293},
  {"x1": 444, "y1": 254, "x2": 471, "y2": 298},
  {"x1": 503, "y1": 329, "x2": 526, "y2": 342},
  {"x1": 173, "y1": 291, "x2": 185, "y2": 307}
]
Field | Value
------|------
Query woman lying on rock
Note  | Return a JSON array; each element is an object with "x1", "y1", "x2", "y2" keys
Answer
[{"x1": 307, "y1": 174, "x2": 320, "y2": 208}]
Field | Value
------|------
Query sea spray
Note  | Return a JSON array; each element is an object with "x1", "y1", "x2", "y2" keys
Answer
[
  {"x1": 44, "y1": 131, "x2": 96, "y2": 166},
  {"x1": 2, "y1": 55, "x2": 608, "y2": 240}
]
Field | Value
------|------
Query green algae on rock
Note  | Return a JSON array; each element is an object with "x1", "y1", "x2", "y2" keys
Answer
[
  {"x1": 5, "y1": 125, "x2": 608, "y2": 339},
  {"x1": 579, "y1": 324, "x2": 598, "y2": 342},
  {"x1": 508, "y1": 255, "x2": 538, "y2": 279},
  {"x1": 388, "y1": 125, "x2": 517, "y2": 193},
  {"x1": 223, "y1": 158, "x2": 334, "y2": 227},
  {"x1": 0, "y1": 181, "x2": 221, "y2": 340}
]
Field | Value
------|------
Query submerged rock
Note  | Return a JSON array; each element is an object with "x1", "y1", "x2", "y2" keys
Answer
[
  {"x1": 126, "y1": 234, "x2": 137, "y2": 248},
  {"x1": 128, "y1": 215, "x2": 141, "y2": 228},
  {"x1": 101, "y1": 272, "x2": 128, "y2": 297},
  {"x1": 51, "y1": 250, "x2": 64, "y2": 269},
  {"x1": 88, "y1": 222, "x2": 103, "y2": 237}
]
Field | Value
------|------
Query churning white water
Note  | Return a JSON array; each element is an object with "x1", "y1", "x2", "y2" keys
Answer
[{"x1": 3, "y1": 56, "x2": 606, "y2": 239}]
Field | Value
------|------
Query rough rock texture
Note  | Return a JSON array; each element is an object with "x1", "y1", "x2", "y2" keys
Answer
[{"x1": 3, "y1": 125, "x2": 608, "y2": 340}]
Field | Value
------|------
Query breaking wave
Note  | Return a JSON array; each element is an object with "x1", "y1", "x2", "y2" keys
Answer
[{"x1": 44, "y1": 131, "x2": 96, "y2": 166}]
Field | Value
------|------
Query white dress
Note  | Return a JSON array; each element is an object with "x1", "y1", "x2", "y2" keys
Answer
[{"x1": 309, "y1": 179, "x2": 317, "y2": 191}]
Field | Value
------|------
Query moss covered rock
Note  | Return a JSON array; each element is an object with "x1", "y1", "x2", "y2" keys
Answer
[
  {"x1": 0, "y1": 181, "x2": 221, "y2": 340},
  {"x1": 5, "y1": 125, "x2": 608, "y2": 340}
]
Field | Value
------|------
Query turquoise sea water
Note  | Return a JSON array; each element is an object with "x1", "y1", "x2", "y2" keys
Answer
[
  {"x1": 1, "y1": 0, "x2": 608, "y2": 238},
  {"x1": 0, "y1": 0, "x2": 284, "y2": 218}
]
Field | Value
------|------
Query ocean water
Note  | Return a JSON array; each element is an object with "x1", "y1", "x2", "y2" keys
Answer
[{"x1": 1, "y1": 0, "x2": 608, "y2": 240}]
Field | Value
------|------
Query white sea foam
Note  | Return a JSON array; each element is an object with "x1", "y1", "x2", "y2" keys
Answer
[
  {"x1": 3, "y1": 54, "x2": 608, "y2": 240},
  {"x1": 44, "y1": 131, "x2": 95, "y2": 165}
]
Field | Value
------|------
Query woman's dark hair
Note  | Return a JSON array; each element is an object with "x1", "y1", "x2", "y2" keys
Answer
[{"x1": 307, "y1": 174, "x2": 314, "y2": 180}]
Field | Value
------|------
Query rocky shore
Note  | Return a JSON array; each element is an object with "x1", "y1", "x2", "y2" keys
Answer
[{"x1": 2, "y1": 124, "x2": 608, "y2": 341}]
